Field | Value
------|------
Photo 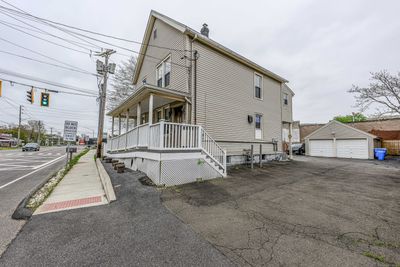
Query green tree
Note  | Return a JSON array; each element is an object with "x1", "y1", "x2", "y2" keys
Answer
[{"x1": 333, "y1": 113, "x2": 367, "y2": 123}]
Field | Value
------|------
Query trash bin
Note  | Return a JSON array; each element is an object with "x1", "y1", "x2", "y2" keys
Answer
[
  {"x1": 374, "y1": 148, "x2": 387, "y2": 158},
  {"x1": 376, "y1": 150, "x2": 386, "y2": 161}
]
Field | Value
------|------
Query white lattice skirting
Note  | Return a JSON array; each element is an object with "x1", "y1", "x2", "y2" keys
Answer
[{"x1": 107, "y1": 151, "x2": 222, "y2": 186}]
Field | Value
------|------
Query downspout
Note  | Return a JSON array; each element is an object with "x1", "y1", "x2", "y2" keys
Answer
[
  {"x1": 193, "y1": 49, "x2": 198, "y2": 124},
  {"x1": 191, "y1": 34, "x2": 198, "y2": 125}
]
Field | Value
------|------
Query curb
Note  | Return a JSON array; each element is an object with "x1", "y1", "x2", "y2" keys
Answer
[
  {"x1": 11, "y1": 168, "x2": 61, "y2": 220},
  {"x1": 95, "y1": 159, "x2": 116, "y2": 202}
]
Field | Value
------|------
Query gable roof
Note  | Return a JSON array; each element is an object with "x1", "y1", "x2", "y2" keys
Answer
[
  {"x1": 304, "y1": 120, "x2": 378, "y2": 140},
  {"x1": 133, "y1": 10, "x2": 288, "y2": 84}
]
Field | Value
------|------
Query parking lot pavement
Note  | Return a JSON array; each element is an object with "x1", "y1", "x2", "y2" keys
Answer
[
  {"x1": 161, "y1": 156, "x2": 400, "y2": 266},
  {"x1": 0, "y1": 162, "x2": 231, "y2": 266}
]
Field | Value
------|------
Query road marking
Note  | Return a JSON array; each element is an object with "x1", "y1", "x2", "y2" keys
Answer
[
  {"x1": 33, "y1": 155, "x2": 66, "y2": 170},
  {"x1": 0, "y1": 154, "x2": 66, "y2": 190}
]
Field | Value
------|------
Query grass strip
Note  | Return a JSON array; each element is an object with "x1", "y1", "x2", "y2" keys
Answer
[{"x1": 26, "y1": 148, "x2": 90, "y2": 211}]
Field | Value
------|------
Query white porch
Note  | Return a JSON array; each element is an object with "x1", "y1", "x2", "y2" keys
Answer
[{"x1": 105, "y1": 85, "x2": 227, "y2": 185}]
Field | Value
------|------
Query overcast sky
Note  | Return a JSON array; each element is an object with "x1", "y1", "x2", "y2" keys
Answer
[{"x1": 0, "y1": 0, "x2": 399, "y2": 136}]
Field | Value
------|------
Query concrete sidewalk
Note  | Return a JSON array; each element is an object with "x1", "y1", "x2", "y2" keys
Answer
[{"x1": 35, "y1": 150, "x2": 108, "y2": 214}]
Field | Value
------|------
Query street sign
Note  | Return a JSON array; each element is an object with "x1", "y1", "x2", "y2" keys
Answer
[{"x1": 63, "y1": 120, "x2": 78, "y2": 142}]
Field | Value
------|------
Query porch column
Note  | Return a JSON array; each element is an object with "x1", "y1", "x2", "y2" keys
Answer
[
  {"x1": 289, "y1": 122, "x2": 293, "y2": 160},
  {"x1": 185, "y1": 101, "x2": 189, "y2": 124},
  {"x1": 137, "y1": 102, "x2": 141, "y2": 126},
  {"x1": 118, "y1": 115, "x2": 121, "y2": 135},
  {"x1": 125, "y1": 109, "x2": 129, "y2": 132},
  {"x1": 111, "y1": 116, "x2": 115, "y2": 137},
  {"x1": 149, "y1": 93, "x2": 154, "y2": 125}
]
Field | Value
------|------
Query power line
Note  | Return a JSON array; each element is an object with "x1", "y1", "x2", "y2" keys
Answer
[
  {"x1": 0, "y1": 70, "x2": 98, "y2": 96},
  {"x1": 0, "y1": 5, "x2": 188, "y2": 69},
  {"x1": 0, "y1": 2, "x2": 186, "y2": 52},
  {"x1": 0, "y1": 36, "x2": 96, "y2": 75},
  {"x1": 0, "y1": 8, "x2": 97, "y2": 51},
  {"x1": 0, "y1": 20, "x2": 90, "y2": 55},
  {"x1": 0, "y1": 50, "x2": 99, "y2": 76},
  {"x1": 0, "y1": 2, "x2": 102, "y2": 50}
]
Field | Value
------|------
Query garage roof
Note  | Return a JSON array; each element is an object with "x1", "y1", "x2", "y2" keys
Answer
[{"x1": 304, "y1": 120, "x2": 378, "y2": 140}]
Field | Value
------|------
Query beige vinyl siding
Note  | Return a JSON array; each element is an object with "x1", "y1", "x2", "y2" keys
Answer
[
  {"x1": 281, "y1": 85, "x2": 293, "y2": 123},
  {"x1": 193, "y1": 41, "x2": 283, "y2": 154},
  {"x1": 135, "y1": 19, "x2": 188, "y2": 93}
]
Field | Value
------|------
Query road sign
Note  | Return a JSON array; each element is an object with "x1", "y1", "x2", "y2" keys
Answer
[{"x1": 63, "y1": 120, "x2": 78, "y2": 142}]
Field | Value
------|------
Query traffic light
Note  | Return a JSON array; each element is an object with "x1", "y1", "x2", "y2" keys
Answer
[
  {"x1": 26, "y1": 87, "x2": 34, "y2": 104},
  {"x1": 40, "y1": 92, "x2": 50, "y2": 107}
]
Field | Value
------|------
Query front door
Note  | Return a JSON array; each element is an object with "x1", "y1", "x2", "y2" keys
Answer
[
  {"x1": 172, "y1": 106, "x2": 184, "y2": 123},
  {"x1": 255, "y1": 114, "x2": 262, "y2": 139}
]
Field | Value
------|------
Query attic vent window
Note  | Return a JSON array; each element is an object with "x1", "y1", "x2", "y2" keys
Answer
[{"x1": 153, "y1": 29, "x2": 157, "y2": 39}]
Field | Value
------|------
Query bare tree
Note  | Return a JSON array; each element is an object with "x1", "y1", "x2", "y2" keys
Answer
[
  {"x1": 107, "y1": 56, "x2": 137, "y2": 111},
  {"x1": 349, "y1": 70, "x2": 400, "y2": 116}
]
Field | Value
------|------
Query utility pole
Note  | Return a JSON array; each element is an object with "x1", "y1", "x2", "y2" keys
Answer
[
  {"x1": 50, "y1": 127, "x2": 53, "y2": 146},
  {"x1": 37, "y1": 120, "x2": 41, "y2": 144},
  {"x1": 18, "y1": 105, "x2": 22, "y2": 146},
  {"x1": 95, "y1": 49, "x2": 116, "y2": 158}
]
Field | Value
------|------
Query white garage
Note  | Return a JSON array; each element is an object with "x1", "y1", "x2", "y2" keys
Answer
[{"x1": 305, "y1": 121, "x2": 378, "y2": 160}]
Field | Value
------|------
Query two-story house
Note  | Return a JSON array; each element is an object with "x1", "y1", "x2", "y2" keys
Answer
[{"x1": 105, "y1": 10, "x2": 294, "y2": 186}]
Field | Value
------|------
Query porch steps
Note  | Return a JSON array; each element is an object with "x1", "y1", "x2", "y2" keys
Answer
[{"x1": 202, "y1": 153, "x2": 226, "y2": 177}]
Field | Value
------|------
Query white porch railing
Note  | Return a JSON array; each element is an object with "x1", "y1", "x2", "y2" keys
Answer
[{"x1": 107, "y1": 121, "x2": 227, "y2": 174}]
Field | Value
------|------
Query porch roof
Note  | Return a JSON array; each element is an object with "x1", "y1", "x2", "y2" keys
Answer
[{"x1": 107, "y1": 84, "x2": 190, "y2": 117}]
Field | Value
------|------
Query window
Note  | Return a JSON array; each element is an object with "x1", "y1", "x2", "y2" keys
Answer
[
  {"x1": 164, "y1": 58, "x2": 171, "y2": 87},
  {"x1": 156, "y1": 65, "x2": 163, "y2": 87},
  {"x1": 283, "y1": 93, "x2": 288, "y2": 105},
  {"x1": 156, "y1": 56, "x2": 171, "y2": 88},
  {"x1": 153, "y1": 29, "x2": 157, "y2": 39},
  {"x1": 156, "y1": 110, "x2": 162, "y2": 122},
  {"x1": 254, "y1": 74, "x2": 262, "y2": 99}
]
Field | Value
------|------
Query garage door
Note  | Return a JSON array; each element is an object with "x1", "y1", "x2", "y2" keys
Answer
[
  {"x1": 336, "y1": 139, "x2": 368, "y2": 159},
  {"x1": 309, "y1": 140, "x2": 335, "y2": 157}
]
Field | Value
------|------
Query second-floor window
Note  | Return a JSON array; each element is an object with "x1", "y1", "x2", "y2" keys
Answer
[
  {"x1": 254, "y1": 74, "x2": 262, "y2": 99},
  {"x1": 156, "y1": 56, "x2": 171, "y2": 87},
  {"x1": 283, "y1": 93, "x2": 288, "y2": 105}
]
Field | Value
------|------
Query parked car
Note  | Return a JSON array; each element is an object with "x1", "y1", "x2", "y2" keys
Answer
[
  {"x1": 22, "y1": 143, "x2": 40, "y2": 151},
  {"x1": 291, "y1": 143, "x2": 305, "y2": 155}
]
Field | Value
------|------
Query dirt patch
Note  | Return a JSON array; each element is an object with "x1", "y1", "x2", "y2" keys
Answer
[{"x1": 138, "y1": 176, "x2": 155, "y2": 186}]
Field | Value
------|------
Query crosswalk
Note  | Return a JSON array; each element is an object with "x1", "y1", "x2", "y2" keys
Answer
[{"x1": 1, "y1": 152, "x2": 62, "y2": 157}]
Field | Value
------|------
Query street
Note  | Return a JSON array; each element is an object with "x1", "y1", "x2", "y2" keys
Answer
[{"x1": 0, "y1": 146, "x2": 72, "y2": 255}]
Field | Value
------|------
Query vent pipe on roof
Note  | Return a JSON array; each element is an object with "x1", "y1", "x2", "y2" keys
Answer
[{"x1": 200, "y1": 23, "x2": 209, "y2": 37}]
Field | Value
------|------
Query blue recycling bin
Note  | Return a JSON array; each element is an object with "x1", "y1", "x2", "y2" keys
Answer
[
  {"x1": 374, "y1": 148, "x2": 387, "y2": 158},
  {"x1": 376, "y1": 150, "x2": 386, "y2": 161}
]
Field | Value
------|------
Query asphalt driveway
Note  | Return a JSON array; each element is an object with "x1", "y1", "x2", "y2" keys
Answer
[
  {"x1": 161, "y1": 156, "x2": 400, "y2": 266},
  {"x1": 0, "y1": 162, "x2": 231, "y2": 266}
]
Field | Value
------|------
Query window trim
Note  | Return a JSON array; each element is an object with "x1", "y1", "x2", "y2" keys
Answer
[{"x1": 253, "y1": 72, "x2": 263, "y2": 100}]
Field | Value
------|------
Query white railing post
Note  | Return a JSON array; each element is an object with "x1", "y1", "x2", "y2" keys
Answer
[
  {"x1": 198, "y1": 126, "x2": 202, "y2": 148},
  {"x1": 137, "y1": 125, "x2": 140, "y2": 148},
  {"x1": 159, "y1": 120, "x2": 164, "y2": 149}
]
